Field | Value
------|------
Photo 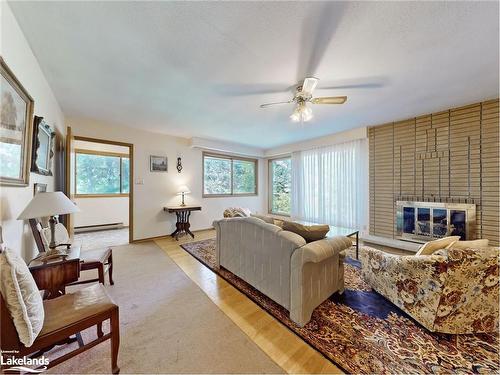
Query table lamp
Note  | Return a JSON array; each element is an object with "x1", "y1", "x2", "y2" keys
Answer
[
  {"x1": 176, "y1": 185, "x2": 191, "y2": 206},
  {"x1": 17, "y1": 192, "x2": 80, "y2": 255}
]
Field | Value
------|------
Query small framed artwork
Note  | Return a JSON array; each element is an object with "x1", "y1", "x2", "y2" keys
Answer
[
  {"x1": 150, "y1": 155, "x2": 168, "y2": 172},
  {"x1": 34, "y1": 182, "x2": 47, "y2": 195},
  {"x1": 0, "y1": 57, "x2": 34, "y2": 186},
  {"x1": 31, "y1": 116, "x2": 55, "y2": 176}
]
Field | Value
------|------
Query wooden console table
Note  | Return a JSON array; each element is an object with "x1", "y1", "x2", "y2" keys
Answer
[{"x1": 164, "y1": 206, "x2": 201, "y2": 240}]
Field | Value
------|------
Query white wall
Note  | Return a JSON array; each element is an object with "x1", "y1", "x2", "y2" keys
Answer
[
  {"x1": 0, "y1": 2, "x2": 65, "y2": 259},
  {"x1": 74, "y1": 197, "x2": 129, "y2": 228},
  {"x1": 73, "y1": 140, "x2": 129, "y2": 228},
  {"x1": 190, "y1": 137, "x2": 265, "y2": 158},
  {"x1": 67, "y1": 117, "x2": 267, "y2": 241},
  {"x1": 74, "y1": 139, "x2": 129, "y2": 154}
]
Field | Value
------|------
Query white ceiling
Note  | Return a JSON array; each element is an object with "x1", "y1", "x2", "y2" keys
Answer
[{"x1": 9, "y1": 1, "x2": 499, "y2": 149}]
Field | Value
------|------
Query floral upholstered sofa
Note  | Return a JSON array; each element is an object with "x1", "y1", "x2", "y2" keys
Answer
[{"x1": 360, "y1": 245, "x2": 499, "y2": 334}]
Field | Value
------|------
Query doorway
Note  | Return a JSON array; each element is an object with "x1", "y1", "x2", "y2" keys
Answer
[{"x1": 65, "y1": 130, "x2": 134, "y2": 248}]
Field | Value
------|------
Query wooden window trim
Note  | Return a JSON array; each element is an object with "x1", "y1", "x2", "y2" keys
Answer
[
  {"x1": 75, "y1": 149, "x2": 130, "y2": 197},
  {"x1": 74, "y1": 194, "x2": 129, "y2": 198},
  {"x1": 268, "y1": 156, "x2": 292, "y2": 216},
  {"x1": 75, "y1": 148, "x2": 129, "y2": 158},
  {"x1": 202, "y1": 151, "x2": 258, "y2": 197}
]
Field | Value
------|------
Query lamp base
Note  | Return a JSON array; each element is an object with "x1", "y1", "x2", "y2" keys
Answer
[{"x1": 46, "y1": 247, "x2": 68, "y2": 257}]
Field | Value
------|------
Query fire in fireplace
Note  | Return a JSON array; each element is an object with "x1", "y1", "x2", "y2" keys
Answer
[{"x1": 396, "y1": 201, "x2": 476, "y2": 243}]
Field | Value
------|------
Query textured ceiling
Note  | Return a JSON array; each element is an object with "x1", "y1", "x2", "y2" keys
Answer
[{"x1": 9, "y1": 1, "x2": 499, "y2": 149}]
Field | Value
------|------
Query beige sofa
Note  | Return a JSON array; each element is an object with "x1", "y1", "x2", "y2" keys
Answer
[
  {"x1": 213, "y1": 217, "x2": 352, "y2": 326},
  {"x1": 360, "y1": 246, "x2": 499, "y2": 334}
]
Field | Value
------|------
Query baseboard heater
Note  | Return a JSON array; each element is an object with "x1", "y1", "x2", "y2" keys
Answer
[{"x1": 74, "y1": 222, "x2": 125, "y2": 233}]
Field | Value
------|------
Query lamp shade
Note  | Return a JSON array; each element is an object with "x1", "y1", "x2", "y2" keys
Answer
[
  {"x1": 176, "y1": 185, "x2": 191, "y2": 195},
  {"x1": 17, "y1": 192, "x2": 80, "y2": 220}
]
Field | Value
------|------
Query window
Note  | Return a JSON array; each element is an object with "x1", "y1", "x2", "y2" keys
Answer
[
  {"x1": 75, "y1": 150, "x2": 130, "y2": 196},
  {"x1": 203, "y1": 153, "x2": 257, "y2": 196},
  {"x1": 291, "y1": 139, "x2": 368, "y2": 229},
  {"x1": 269, "y1": 157, "x2": 292, "y2": 215}
]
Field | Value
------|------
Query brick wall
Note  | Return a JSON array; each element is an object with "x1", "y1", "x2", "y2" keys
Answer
[{"x1": 369, "y1": 99, "x2": 499, "y2": 245}]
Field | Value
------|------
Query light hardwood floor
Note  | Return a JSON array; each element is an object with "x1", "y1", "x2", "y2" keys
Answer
[{"x1": 155, "y1": 230, "x2": 342, "y2": 374}]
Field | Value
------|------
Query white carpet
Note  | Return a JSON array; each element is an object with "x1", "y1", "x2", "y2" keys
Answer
[
  {"x1": 46, "y1": 242, "x2": 284, "y2": 374},
  {"x1": 74, "y1": 228, "x2": 129, "y2": 251}
]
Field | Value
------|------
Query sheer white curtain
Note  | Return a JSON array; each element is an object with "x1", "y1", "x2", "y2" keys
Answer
[{"x1": 291, "y1": 139, "x2": 368, "y2": 230}]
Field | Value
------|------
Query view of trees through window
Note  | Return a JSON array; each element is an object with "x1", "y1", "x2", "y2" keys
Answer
[
  {"x1": 203, "y1": 154, "x2": 256, "y2": 196},
  {"x1": 76, "y1": 152, "x2": 130, "y2": 195},
  {"x1": 270, "y1": 158, "x2": 292, "y2": 215}
]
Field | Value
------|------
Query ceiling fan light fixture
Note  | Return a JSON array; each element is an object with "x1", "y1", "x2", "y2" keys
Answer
[
  {"x1": 290, "y1": 102, "x2": 312, "y2": 123},
  {"x1": 302, "y1": 105, "x2": 313, "y2": 121},
  {"x1": 290, "y1": 107, "x2": 301, "y2": 122}
]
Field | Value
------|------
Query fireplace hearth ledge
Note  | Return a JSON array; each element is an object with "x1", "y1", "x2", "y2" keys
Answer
[{"x1": 360, "y1": 234, "x2": 421, "y2": 253}]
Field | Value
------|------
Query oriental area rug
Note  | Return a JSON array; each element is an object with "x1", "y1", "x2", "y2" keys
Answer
[{"x1": 180, "y1": 239, "x2": 499, "y2": 374}]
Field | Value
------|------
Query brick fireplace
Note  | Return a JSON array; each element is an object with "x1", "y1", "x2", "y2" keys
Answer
[{"x1": 368, "y1": 99, "x2": 499, "y2": 246}]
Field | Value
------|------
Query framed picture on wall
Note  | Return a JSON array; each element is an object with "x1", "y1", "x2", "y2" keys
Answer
[
  {"x1": 31, "y1": 116, "x2": 56, "y2": 176},
  {"x1": 150, "y1": 155, "x2": 168, "y2": 172},
  {"x1": 0, "y1": 57, "x2": 34, "y2": 186}
]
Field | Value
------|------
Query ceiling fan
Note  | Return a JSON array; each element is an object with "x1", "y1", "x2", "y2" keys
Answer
[{"x1": 259, "y1": 77, "x2": 347, "y2": 122}]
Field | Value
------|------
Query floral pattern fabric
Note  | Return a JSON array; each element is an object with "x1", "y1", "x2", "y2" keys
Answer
[{"x1": 360, "y1": 245, "x2": 499, "y2": 334}]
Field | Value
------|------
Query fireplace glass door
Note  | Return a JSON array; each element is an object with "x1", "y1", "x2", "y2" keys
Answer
[
  {"x1": 403, "y1": 207, "x2": 415, "y2": 235},
  {"x1": 416, "y1": 208, "x2": 431, "y2": 238},
  {"x1": 432, "y1": 208, "x2": 448, "y2": 237},
  {"x1": 450, "y1": 210, "x2": 467, "y2": 240},
  {"x1": 396, "y1": 202, "x2": 475, "y2": 243}
]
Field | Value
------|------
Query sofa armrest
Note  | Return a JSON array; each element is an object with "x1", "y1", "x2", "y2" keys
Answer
[
  {"x1": 278, "y1": 230, "x2": 307, "y2": 249},
  {"x1": 359, "y1": 247, "x2": 447, "y2": 281},
  {"x1": 359, "y1": 246, "x2": 448, "y2": 331},
  {"x1": 289, "y1": 236, "x2": 351, "y2": 326},
  {"x1": 295, "y1": 236, "x2": 352, "y2": 264}
]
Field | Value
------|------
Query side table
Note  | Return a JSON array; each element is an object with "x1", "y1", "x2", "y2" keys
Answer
[
  {"x1": 164, "y1": 206, "x2": 202, "y2": 240},
  {"x1": 29, "y1": 245, "x2": 81, "y2": 299},
  {"x1": 29, "y1": 246, "x2": 84, "y2": 349}
]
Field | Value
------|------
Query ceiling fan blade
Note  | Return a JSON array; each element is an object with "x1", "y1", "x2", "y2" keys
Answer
[
  {"x1": 260, "y1": 100, "x2": 293, "y2": 108},
  {"x1": 311, "y1": 96, "x2": 347, "y2": 104},
  {"x1": 320, "y1": 83, "x2": 383, "y2": 90},
  {"x1": 296, "y1": 2, "x2": 346, "y2": 81},
  {"x1": 318, "y1": 77, "x2": 388, "y2": 91},
  {"x1": 301, "y1": 77, "x2": 319, "y2": 95},
  {"x1": 215, "y1": 83, "x2": 291, "y2": 96}
]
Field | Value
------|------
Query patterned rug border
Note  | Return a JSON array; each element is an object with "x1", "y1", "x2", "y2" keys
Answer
[{"x1": 180, "y1": 238, "x2": 352, "y2": 374}]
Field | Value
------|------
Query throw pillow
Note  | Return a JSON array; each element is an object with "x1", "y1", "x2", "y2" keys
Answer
[
  {"x1": 416, "y1": 236, "x2": 460, "y2": 256},
  {"x1": 223, "y1": 207, "x2": 251, "y2": 218},
  {"x1": 250, "y1": 214, "x2": 275, "y2": 224},
  {"x1": 282, "y1": 221, "x2": 330, "y2": 243},
  {"x1": 0, "y1": 249, "x2": 44, "y2": 347},
  {"x1": 446, "y1": 239, "x2": 490, "y2": 249}
]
